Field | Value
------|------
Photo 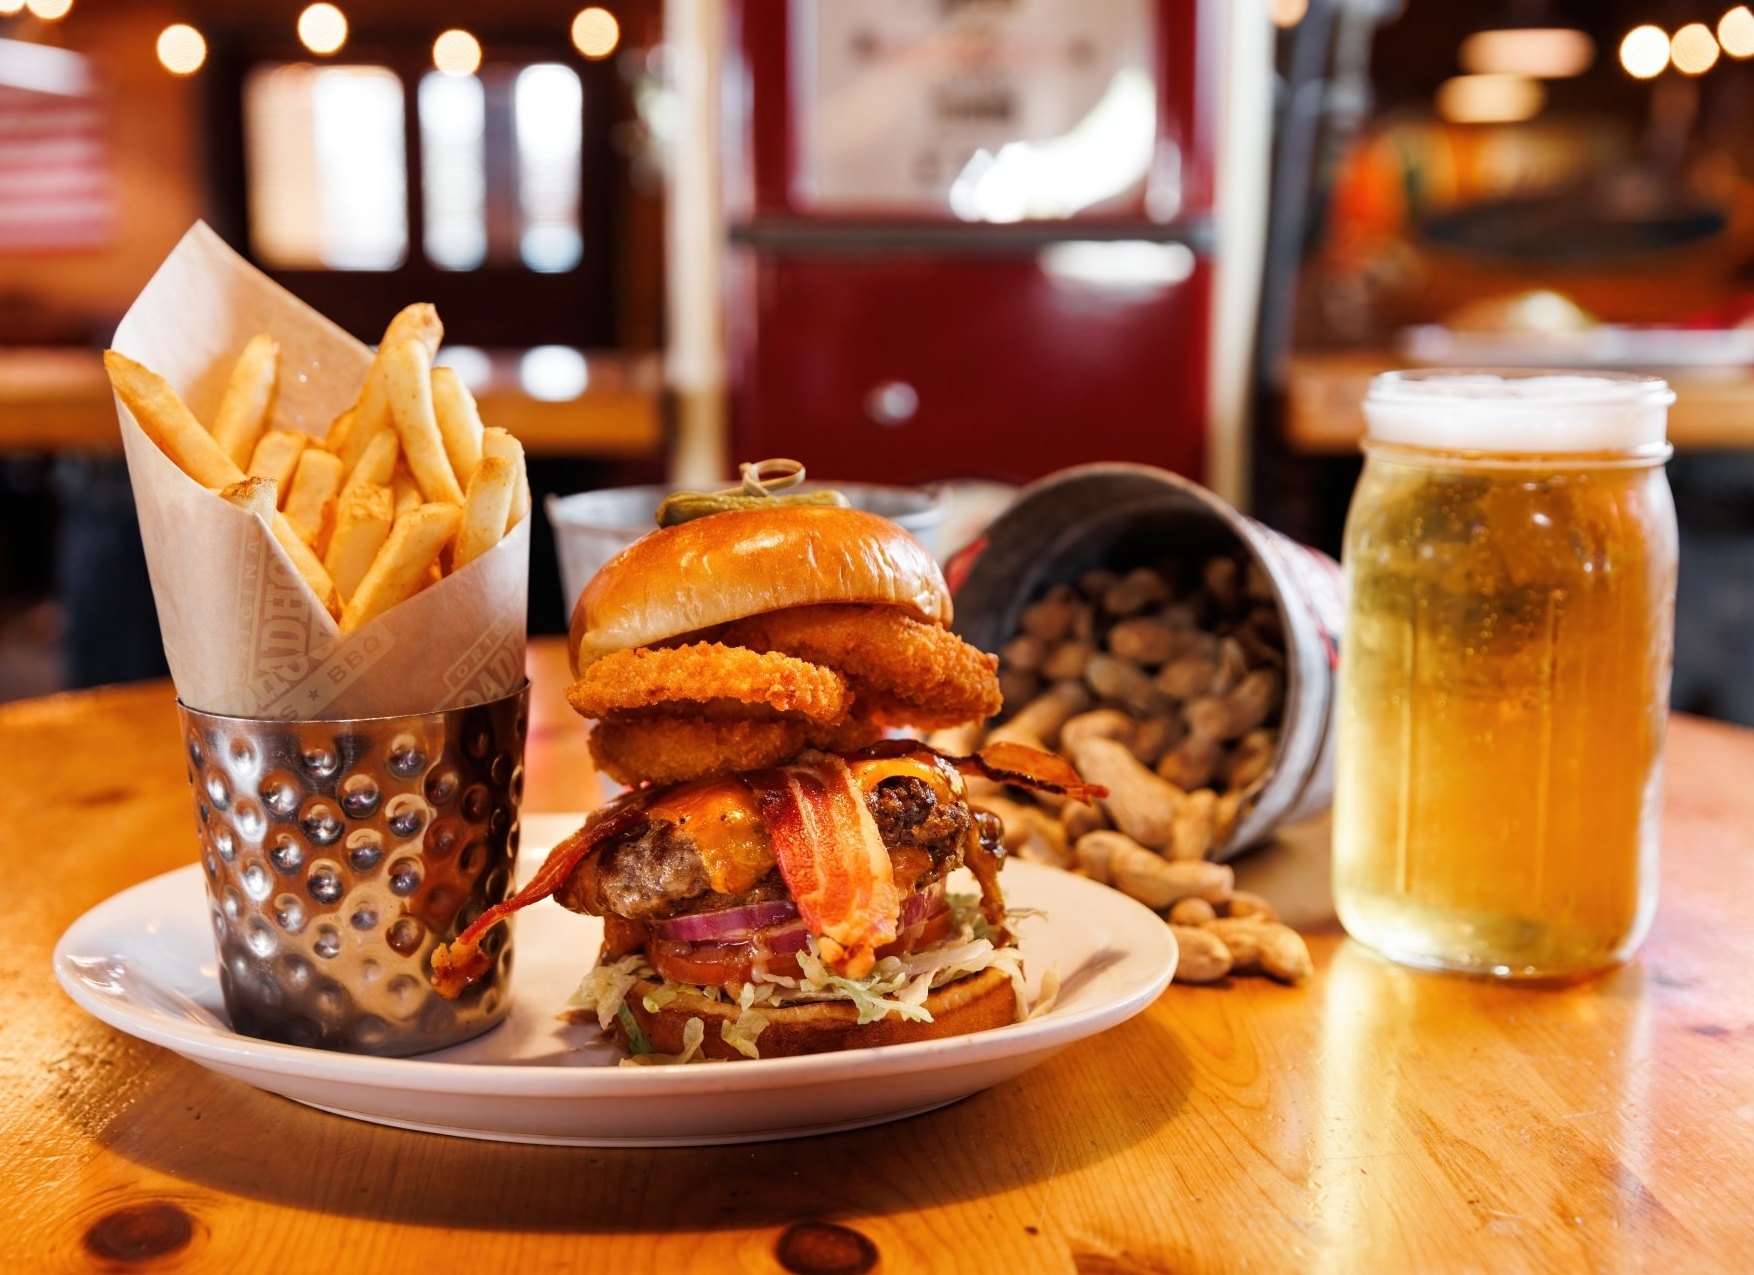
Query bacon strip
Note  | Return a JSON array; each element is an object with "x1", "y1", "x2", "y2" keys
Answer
[
  {"x1": 749, "y1": 755, "x2": 899, "y2": 979},
  {"x1": 856, "y1": 736, "x2": 1107, "y2": 804},
  {"x1": 430, "y1": 793, "x2": 655, "y2": 999},
  {"x1": 961, "y1": 741, "x2": 1107, "y2": 803}
]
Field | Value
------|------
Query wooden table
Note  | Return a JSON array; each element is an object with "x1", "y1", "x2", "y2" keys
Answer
[
  {"x1": 7, "y1": 639, "x2": 1753, "y2": 1273},
  {"x1": 1286, "y1": 349, "x2": 1754, "y2": 453},
  {"x1": 0, "y1": 347, "x2": 662, "y2": 457}
]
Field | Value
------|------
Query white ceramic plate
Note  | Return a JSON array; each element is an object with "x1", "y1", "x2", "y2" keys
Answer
[{"x1": 54, "y1": 814, "x2": 1176, "y2": 1147}]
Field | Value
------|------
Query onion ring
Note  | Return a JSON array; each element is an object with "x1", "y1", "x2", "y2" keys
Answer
[
  {"x1": 726, "y1": 605, "x2": 1001, "y2": 730},
  {"x1": 567, "y1": 642, "x2": 850, "y2": 725},
  {"x1": 589, "y1": 713, "x2": 809, "y2": 787}
]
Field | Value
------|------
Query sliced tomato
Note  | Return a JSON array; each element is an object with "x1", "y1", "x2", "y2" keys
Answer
[
  {"x1": 647, "y1": 937, "x2": 805, "y2": 988},
  {"x1": 876, "y1": 905, "x2": 953, "y2": 958}
]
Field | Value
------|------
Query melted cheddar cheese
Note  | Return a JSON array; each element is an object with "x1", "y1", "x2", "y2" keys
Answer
[
  {"x1": 846, "y1": 751, "x2": 964, "y2": 805},
  {"x1": 644, "y1": 779, "x2": 773, "y2": 896}
]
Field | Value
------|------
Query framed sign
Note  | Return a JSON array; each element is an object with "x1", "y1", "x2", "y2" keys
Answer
[{"x1": 791, "y1": 0, "x2": 1158, "y2": 220}]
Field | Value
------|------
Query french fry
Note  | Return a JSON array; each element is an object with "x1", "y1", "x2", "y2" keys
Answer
[
  {"x1": 385, "y1": 340, "x2": 465, "y2": 504},
  {"x1": 341, "y1": 427, "x2": 399, "y2": 496},
  {"x1": 105, "y1": 350, "x2": 240, "y2": 487},
  {"x1": 284, "y1": 448, "x2": 344, "y2": 548},
  {"x1": 391, "y1": 464, "x2": 422, "y2": 518},
  {"x1": 210, "y1": 334, "x2": 278, "y2": 469},
  {"x1": 247, "y1": 430, "x2": 309, "y2": 498},
  {"x1": 324, "y1": 483, "x2": 393, "y2": 602},
  {"x1": 217, "y1": 476, "x2": 278, "y2": 520},
  {"x1": 453, "y1": 456, "x2": 515, "y2": 570},
  {"x1": 323, "y1": 406, "x2": 356, "y2": 455},
  {"x1": 480, "y1": 427, "x2": 530, "y2": 530},
  {"x1": 103, "y1": 353, "x2": 340, "y2": 616},
  {"x1": 341, "y1": 502, "x2": 462, "y2": 633},
  {"x1": 340, "y1": 304, "x2": 443, "y2": 471},
  {"x1": 269, "y1": 513, "x2": 342, "y2": 618},
  {"x1": 430, "y1": 366, "x2": 485, "y2": 485}
]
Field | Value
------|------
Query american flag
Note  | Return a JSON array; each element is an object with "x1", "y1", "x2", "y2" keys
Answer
[{"x1": 0, "y1": 38, "x2": 113, "y2": 252}]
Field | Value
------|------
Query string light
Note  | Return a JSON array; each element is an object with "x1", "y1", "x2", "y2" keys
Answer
[
  {"x1": 0, "y1": 0, "x2": 27, "y2": 15},
  {"x1": 1719, "y1": 6, "x2": 1754, "y2": 58},
  {"x1": 298, "y1": 4, "x2": 348, "y2": 56},
  {"x1": 1722, "y1": 6, "x2": 1754, "y2": 57},
  {"x1": 571, "y1": 7, "x2": 620, "y2": 58},
  {"x1": 1671, "y1": 22, "x2": 1720, "y2": 74},
  {"x1": 1619, "y1": 25, "x2": 1670, "y2": 79},
  {"x1": 24, "y1": 0, "x2": 73, "y2": 18},
  {"x1": 433, "y1": 28, "x2": 482, "y2": 77},
  {"x1": 156, "y1": 24, "x2": 207, "y2": 75}
]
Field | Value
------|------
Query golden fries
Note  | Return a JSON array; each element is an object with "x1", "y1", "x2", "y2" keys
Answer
[
  {"x1": 211, "y1": 334, "x2": 278, "y2": 469},
  {"x1": 247, "y1": 429, "x2": 309, "y2": 494},
  {"x1": 481, "y1": 427, "x2": 530, "y2": 530},
  {"x1": 324, "y1": 483, "x2": 393, "y2": 601},
  {"x1": 110, "y1": 298, "x2": 523, "y2": 633},
  {"x1": 390, "y1": 465, "x2": 422, "y2": 517},
  {"x1": 106, "y1": 350, "x2": 240, "y2": 487},
  {"x1": 341, "y1": 503, "x2": 462, "y2": 632},
  {"x1": 430, "y1": 366, "x2": 485, "y2": 487},
  {"x1": 341, "y1": 427, "x2": 398, "y2": 496},
  {"x1": 340, "y1": 304, "x2": 442, "y2": 471},
  {"x1": 454, "y1": 456, "x2": 515, "y2": 570},
  {"x1": 385, "y1": 340, "x2": 465, "y2": 505},
  {"x1": 106, "y1": 350, "x2": 341, "y2": 615},
  {"x1": 218, "y1": 476, "x2": 278, "y2": 520},
  {"x1": 284, "y1": 448, "x2": 344, "y2": 548}
]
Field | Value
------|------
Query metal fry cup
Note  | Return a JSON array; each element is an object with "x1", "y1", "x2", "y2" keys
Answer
[{"x1": 177, "y1": 682, "x2": 530, "y2": 1056}]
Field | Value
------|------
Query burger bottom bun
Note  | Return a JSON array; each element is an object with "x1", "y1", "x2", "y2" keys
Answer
[{"x1": 619, "y1": 966, "x2": 1019, "y2": 1060}]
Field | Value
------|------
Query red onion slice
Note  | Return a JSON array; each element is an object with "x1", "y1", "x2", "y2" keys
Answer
[
  {"x1": 652, "y1": 899, "x2": 799, "y2": 943},
  {"x1": 899, "y1": 881, "x2": 947, "y2": 928},
  {"x1": 650, "y1": 885, "x2": 943, "y2": 946}
]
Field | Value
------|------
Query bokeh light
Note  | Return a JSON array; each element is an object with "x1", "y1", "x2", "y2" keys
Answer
[
  {"x1": 298, "y1": 4, "x2": 348, "y2": 56},
  {"x1": 433, "y1": 29, "x2": 482, "y2": 78},
  {"x1": 156, "y1": 24, "x2": 207, "y2": 76},
  {"x1": 1671, "y1": 22, "x2": 1721, "y2": 75},
  {"x1": 571, "y1": 8, "x2": 620, "y2": 59},
  {"x1": 1619, "y1": 25, "x2": 1670, "y2": 79}
]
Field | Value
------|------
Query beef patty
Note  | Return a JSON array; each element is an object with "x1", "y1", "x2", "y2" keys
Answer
[{"x1": 559, "y1": 776, "x2": 972, "y2": 921}]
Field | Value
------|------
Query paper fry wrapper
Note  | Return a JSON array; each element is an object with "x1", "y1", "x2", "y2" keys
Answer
[{"x1": 112, "y1": 223, "x2": 528, "y2": 719}]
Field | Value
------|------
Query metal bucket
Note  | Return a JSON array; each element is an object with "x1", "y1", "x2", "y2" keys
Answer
[
  {"x1": 547, "y1": 481, "x2": 950, "y2": 618},
  {"x1": 177, "y1": 682, "x2": 529, "y2": 1055},
  {"x1": 949, "y1": 464, "x2": 1345, "y2": 859}
]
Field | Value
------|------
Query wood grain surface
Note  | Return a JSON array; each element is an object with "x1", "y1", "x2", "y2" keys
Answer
[{"x1": 6, "y1": 639, "x2": 1753, "y2": 1274}]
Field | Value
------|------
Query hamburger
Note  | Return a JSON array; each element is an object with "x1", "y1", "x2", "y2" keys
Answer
[{"x1": 431, "y1": 491, "x2": 1101, "y2": 1061}]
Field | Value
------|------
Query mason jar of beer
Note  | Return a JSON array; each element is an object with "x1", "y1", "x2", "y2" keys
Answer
[{"x1": 1333, "y1": 371, "x2": 1678, "y2": 978}]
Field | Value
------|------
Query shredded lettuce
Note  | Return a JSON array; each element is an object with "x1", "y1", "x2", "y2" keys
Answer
[
  {"x1": 720, "y1": 1007, "x2": 770, "y2": 1058},
  {"x1": 569, "y1": 954, "x2": 647, "y2": 1031},
  {"x1": 616, "y1": 1002, "x2": 654, "y2": 1055},
  {"x1": 619, "y1": 1015, "x2": 707, "y2": 1067},
  {"x1": 569, "y1": 892, "x2": 1050, "y2": 1061}
]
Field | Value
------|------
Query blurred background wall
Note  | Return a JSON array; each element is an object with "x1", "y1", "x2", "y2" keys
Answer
[{"x1": 0, "y1": 0, "x2": 1750, "y2": 722}]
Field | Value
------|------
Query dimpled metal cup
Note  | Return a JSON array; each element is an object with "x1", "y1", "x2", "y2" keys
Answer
[{"x1": 177, "y1": 682, "x2": 529, "y2": 1056}]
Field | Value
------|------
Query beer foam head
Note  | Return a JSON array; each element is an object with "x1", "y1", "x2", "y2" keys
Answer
[{"x1": 1363, "y1": 371, "x2": 1672, "y2": 453}]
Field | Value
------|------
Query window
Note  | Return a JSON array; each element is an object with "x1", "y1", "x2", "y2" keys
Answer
[
  {"x1": 244, "y1": 64, "x2": 408, "y2": 270},
  {"x1": 227, "y1": 46, "x2": 609, "y2": 349},
  {"x1": 514, "y1": 64, "x2": 583, "y2": 272},
  {"x1": 245, "y1": 60, "x2": 583, "y2": 277},
  {"x1": 418, "y1": 71, "x2": 486, "y2": 270}
]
